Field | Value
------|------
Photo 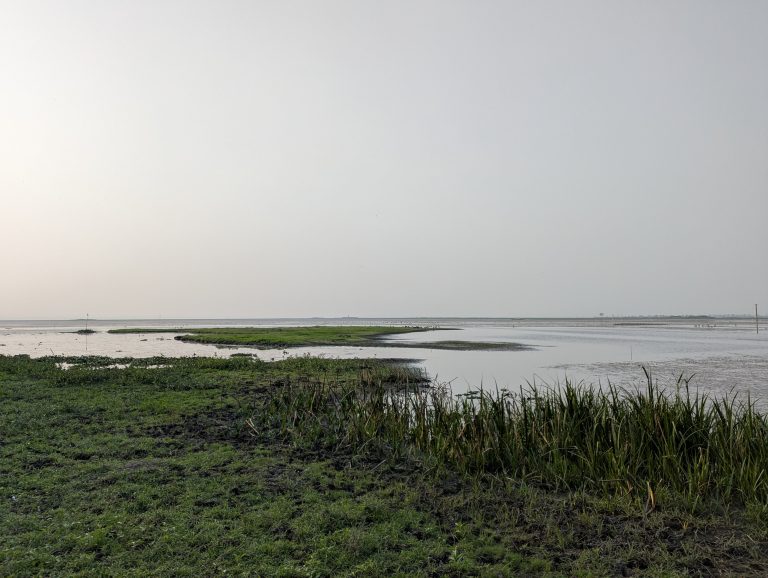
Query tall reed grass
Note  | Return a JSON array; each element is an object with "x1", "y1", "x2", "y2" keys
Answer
[{"x1": 256, "y1": 369, "x2": 768, "y2": 508}]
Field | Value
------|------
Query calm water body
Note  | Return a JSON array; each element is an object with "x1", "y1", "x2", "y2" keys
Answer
[{"x1": 2, "y1": 318, "x2": 767, "y2": 402}]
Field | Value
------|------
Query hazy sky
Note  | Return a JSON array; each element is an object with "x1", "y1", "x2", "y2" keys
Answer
[{"x1": 2, "y1": 1, "x2": 767, "y2": 319}]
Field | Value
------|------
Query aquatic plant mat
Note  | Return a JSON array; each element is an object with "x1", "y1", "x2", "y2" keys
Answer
[{"x1": 1, "y1": 355, "x2": 766, "y2": 576}]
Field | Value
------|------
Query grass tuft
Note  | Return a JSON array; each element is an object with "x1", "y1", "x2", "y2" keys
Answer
[{"x1": 256, "y1": 369, "x2": 768, "y2": 510}]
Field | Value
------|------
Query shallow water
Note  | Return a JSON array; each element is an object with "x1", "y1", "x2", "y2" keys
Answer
[
  {"x1": 1, "y1": 318, "x2": 766, "y2": 402},
  {"x1": 383, "y1": 324, "x2": 768, "y2": 402}
]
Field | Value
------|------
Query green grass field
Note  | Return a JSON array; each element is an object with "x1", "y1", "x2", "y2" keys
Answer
[{"x1": 2, "y1": 355, "x2": 766, "y2": 576}]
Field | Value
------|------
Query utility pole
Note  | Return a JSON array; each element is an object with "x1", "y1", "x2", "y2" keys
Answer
[{"x1": 757, "y1": 304, "x2": 759, "y2": 334}]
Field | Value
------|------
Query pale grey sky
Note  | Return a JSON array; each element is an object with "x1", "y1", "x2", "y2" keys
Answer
[{"x1": 1, "y1": 0, "x2": 766, "y2": 319}]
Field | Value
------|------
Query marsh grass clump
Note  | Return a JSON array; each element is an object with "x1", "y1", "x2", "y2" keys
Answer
[{"x1": 257, "y1": 369, "x2": 768, "y2": 509}]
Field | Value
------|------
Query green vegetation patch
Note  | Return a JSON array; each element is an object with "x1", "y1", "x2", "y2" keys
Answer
[
  {"x1": 109, "y1": 325, "x2": 428, "y2": 347},
  {"x1": 108, "y1": 325, "x2": 532, "y2": 351},
  {"x1": 262, "y1": 372, "x2": 768, "y2": 507},
  {"x1": 2, "y1": 355, "x2": 766, "y2": 576}
]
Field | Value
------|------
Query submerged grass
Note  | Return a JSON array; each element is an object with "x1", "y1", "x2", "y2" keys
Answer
[{"x1": 258, "y1": 369, "x2": 768, "y2": 512}]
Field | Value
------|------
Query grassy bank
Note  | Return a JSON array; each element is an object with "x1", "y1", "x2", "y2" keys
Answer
[
  {"x1": 261, "y1": 371, "x2": 768, "y2": 509},
  {"x1": 107, "y1": 325, "x2": 532, "y2": 351},
  {"x1": 2, "y1": 355, "x2": 767, "y2": 576}
]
